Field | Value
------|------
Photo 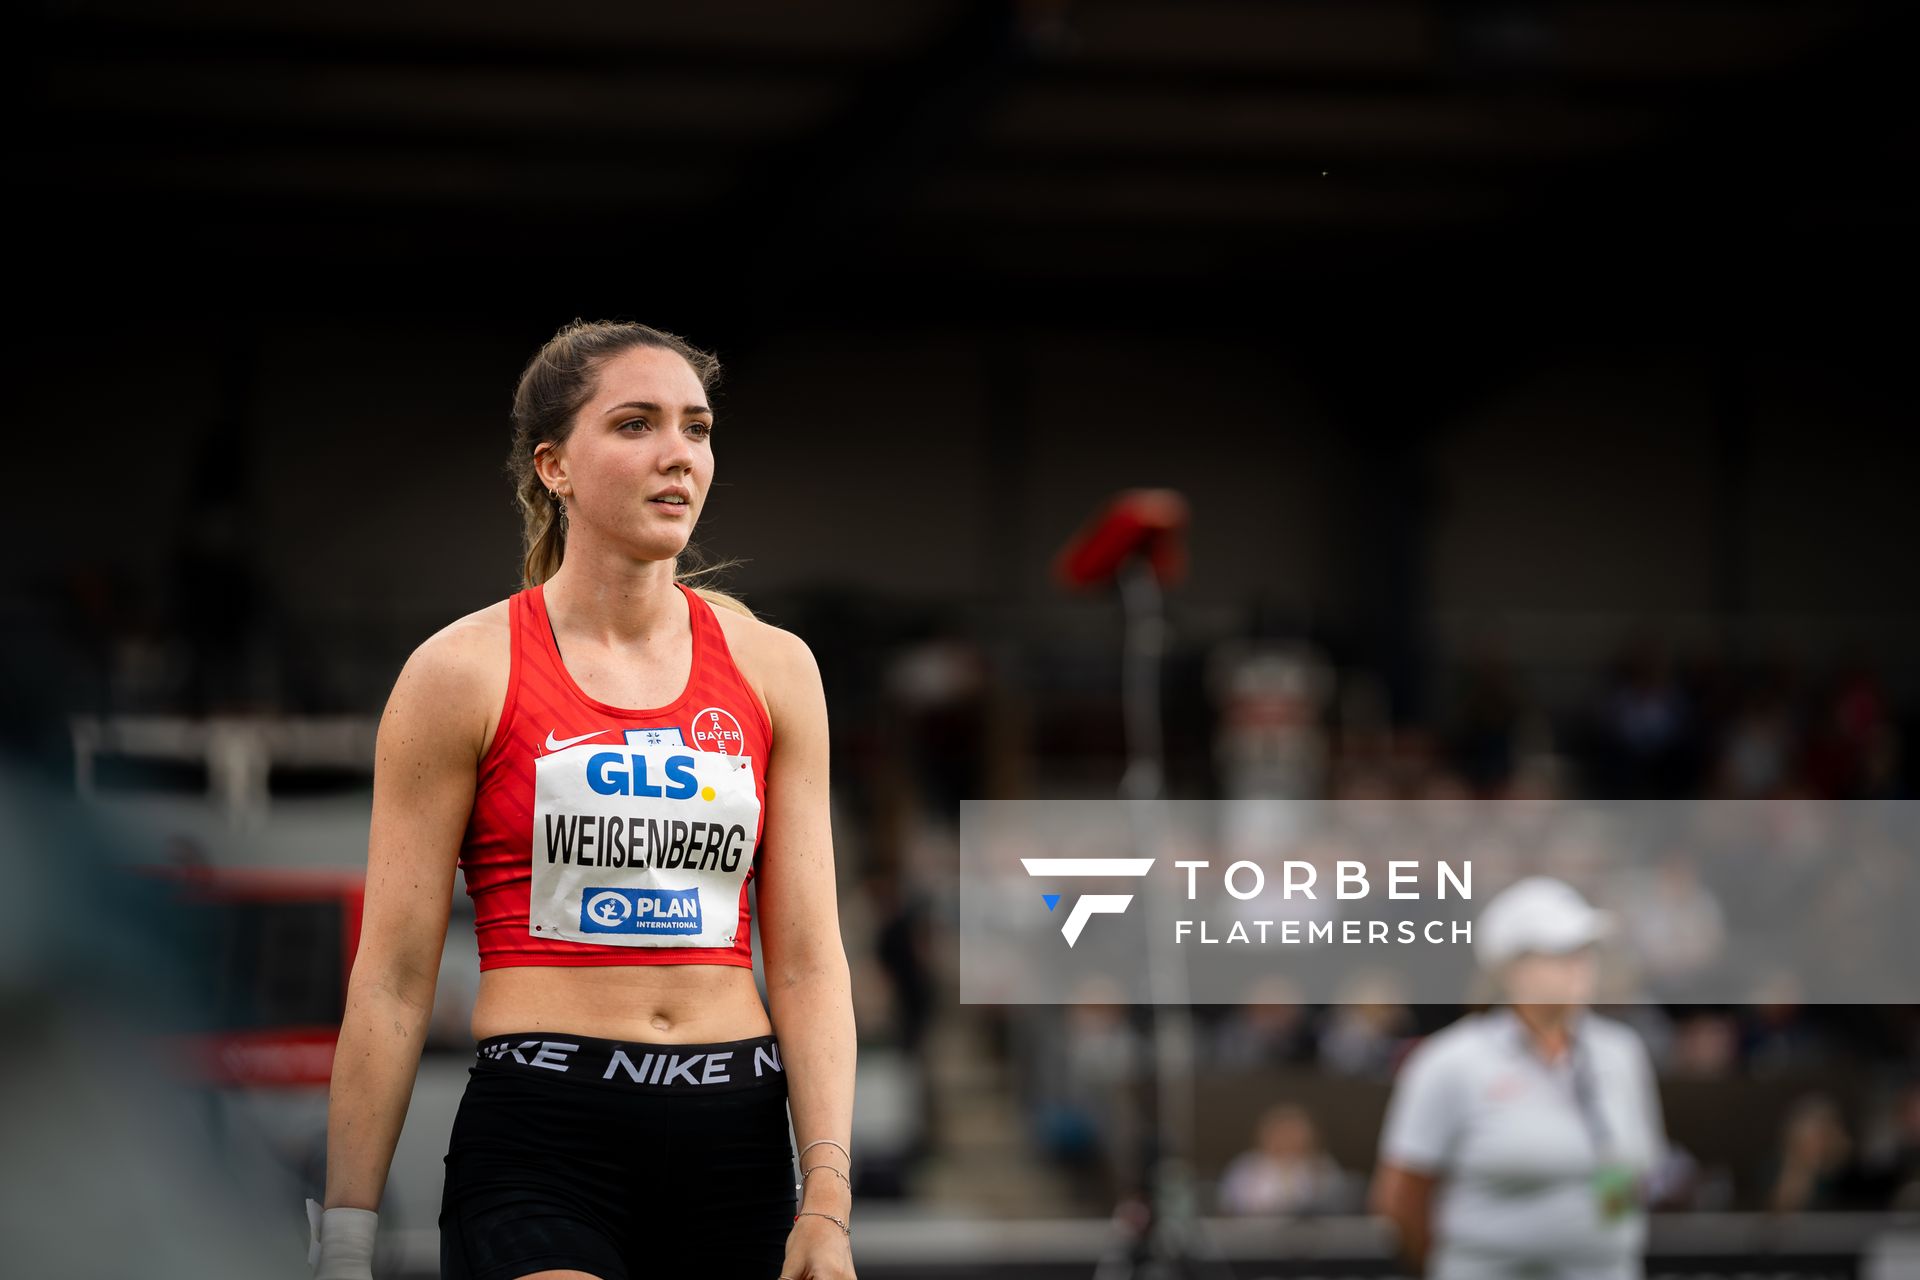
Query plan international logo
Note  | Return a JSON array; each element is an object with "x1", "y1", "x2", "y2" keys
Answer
[{"x1": 1021, "y1": 857, "x2": 1156, "y2": 946}]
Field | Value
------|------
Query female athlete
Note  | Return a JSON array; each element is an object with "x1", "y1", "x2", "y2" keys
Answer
[{"x1": 307, "y1": 319, "x2": 858, "y2": 1280}]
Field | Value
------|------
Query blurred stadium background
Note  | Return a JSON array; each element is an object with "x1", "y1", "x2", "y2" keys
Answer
[{"x1": 10, "y1": 1, "x2": 1919, "y2": 1276}]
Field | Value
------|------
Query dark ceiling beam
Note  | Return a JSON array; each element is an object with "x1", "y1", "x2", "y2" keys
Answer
[
  {"x1": 34, "y1": 106, "x2": 1653, "y2": 183},
  {"x1": 702, "y1": 0, "x2": 1032, "y2": 323},
  {"x1": 28, "y1": 12, "x2": 889, "y2": 78},
  {"x1": 21, "y1": 1, "x2": 1908, "y2": 311},
  {"x1": 1499, "y1": 1, "x2": 1913, "y2": 228},
  {"x1": 34, "y1": 110, "x2": 784, "y2": 153},
  {"x1": 37, "y1": 16, "x2": 1836, "y2": 109}
]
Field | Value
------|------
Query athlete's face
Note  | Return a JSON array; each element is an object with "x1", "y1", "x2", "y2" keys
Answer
[
  {"x1": 1503, "y1": 945, "x2": 1599, "y2": 1006},
  {"x1": 543, "y1": 345, "x2": 714, "y2": 558}
]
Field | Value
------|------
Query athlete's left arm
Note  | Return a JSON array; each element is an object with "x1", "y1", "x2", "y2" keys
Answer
[{"x1": 755, "y1": 627, "x2": 858, "y2": 1263}]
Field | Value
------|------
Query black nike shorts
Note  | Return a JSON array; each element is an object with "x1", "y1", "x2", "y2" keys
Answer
[{"x1": 439, "y1": 1030, "x2": 797, "y2": 1280}]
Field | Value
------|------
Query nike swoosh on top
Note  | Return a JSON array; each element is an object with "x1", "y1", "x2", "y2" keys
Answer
[{"x1": 545, "y1": 729, "x2": 613, "y2": 752}]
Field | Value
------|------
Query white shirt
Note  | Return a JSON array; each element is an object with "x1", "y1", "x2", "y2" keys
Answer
[{"x1": 1378, "y1": 1008, "x2": 1667, "y2": 1273}]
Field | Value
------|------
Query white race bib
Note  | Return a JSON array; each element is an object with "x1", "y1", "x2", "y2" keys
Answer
[{"x1": 529, "y1": 738, "x2": 762, "y2": 948}]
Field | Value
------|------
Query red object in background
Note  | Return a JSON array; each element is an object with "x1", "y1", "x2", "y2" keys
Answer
[
  {"x1": 1053, "y1": 488, "x2": 1190, "y2": 589},
  {"x1": 155, "y1": 1027, "x2": 344, "y2": 1088},
  {"x1": 131, "y1": 864, "x2": 364, "y2": 1088}
]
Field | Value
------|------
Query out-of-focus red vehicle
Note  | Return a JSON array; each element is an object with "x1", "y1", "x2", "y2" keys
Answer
[{"x1": 133, "y1": 863, "x2": 366, "y2": 1088}]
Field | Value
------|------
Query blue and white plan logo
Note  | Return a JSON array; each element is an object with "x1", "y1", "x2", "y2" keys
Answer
[{"x1": 581, "y1": 886, "x2": 702, "y2": 934}]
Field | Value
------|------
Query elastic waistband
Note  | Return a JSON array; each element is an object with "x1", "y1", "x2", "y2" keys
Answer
[{"x1": 474, "y1": 1031, "x2": 785, "y2": 1094}]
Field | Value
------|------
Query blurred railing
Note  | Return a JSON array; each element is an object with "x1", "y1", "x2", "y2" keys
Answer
[{"x1": 378, "y1": 1209, "x2": 1920, "y2": 1279}]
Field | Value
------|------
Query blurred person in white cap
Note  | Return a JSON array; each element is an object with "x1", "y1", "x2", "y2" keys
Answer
[{"x1": 1368, "y1": 875, "x2": 1668, "y2": 1279}]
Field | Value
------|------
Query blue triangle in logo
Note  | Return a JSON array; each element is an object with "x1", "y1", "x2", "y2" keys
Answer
[{"x1": 1042, "y1": 893, "x2": 1061, "y2": 912}]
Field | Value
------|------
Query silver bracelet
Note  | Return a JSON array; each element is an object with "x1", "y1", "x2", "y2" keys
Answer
[
  {"x1": 798, "y1": 1137, "x2": 851, "y2": 1165},
  {"x1": 795, "y1": 1209, "x2": 850, "y2": 1237},
  {"x1": 802, "y1": 1163, "x2": 851, "y2": 1187}
]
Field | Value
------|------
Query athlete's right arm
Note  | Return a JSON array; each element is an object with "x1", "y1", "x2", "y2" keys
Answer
[{"x1": 322, "y1": 620, "x2": 497, "y2": 1218}]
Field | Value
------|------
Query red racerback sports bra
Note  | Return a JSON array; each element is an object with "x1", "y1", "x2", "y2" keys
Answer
[{"x1": 458, "y1": 579, "x2": 771, "y2": 971}]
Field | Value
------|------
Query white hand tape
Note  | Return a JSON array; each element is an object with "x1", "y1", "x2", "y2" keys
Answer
[{"x1": 304, "y1": 1197, "x2": 378, "y2": 1280}]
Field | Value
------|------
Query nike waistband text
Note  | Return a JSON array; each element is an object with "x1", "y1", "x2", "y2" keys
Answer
[{"x1": 474, "y1": 1031, "x2": 785, "y2": 1094}]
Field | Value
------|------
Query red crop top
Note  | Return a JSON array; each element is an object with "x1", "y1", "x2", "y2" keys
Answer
[{"x1": 457, "y1": 579, "x2": 772, "y2": 971}]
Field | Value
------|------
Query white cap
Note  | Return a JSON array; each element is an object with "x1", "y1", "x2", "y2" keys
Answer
[{"x1": 1475, "y1": 875, "x2": 1614, "y2": 971}]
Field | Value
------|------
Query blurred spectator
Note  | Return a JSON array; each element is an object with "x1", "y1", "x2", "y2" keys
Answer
[
  {"x1": 844, "y1": 868, "x2": 933, "y2": 1054},
  {"x1": 848, "y1": 952, "x2": 902, "y2": 1048},
  {"x1": 1317, "y1": 976, "x2": 1415, "y2": 1079},
  {"x1": 1713, "y1": 688, "x2": 1797, "y2": 798},
  {"x1": 1664, "y1": 1011, "x2": 1742, "y2": 1078},
  {"x1": 1587, "y1": 640, "x2": 1701, "y2": 797},
  {"x1": 1642, "y1": 1139, "x2": 1737, "y2": 1212},
  {"x1": 847, "y1": 1043, "x2": 926, "y2": 1201},
  {"x1": 1763, "y1": 1092, "x2": 1880, "y2": 1213},
  {"x1": 882, "y1": 633, "x2": 989, "y2": 820},
  {"x1": 1737, "y1": 976, "x2": 1832, "y2": 1076},
  {"x1": 1210, "y1": 976, "x2": 1316, "y2": 1069},
  {"x1": 1024, "y1": 976, "x2": 1147, "y2": 1207},
  {"x1": 1443, "y1": 647, "x2": 1528, "y2": 793},
  {"x1": 1601, "y1": 1001, "x2": 1678, "y2": 1072},
  {"x1": 174, "y1": 412, "x2": 276, "y2": 715},
  {"x1": 1370, "y1": 876, "x2": 1666, "y2": 1280},
  {"x1": 1205, "y1": 603, "x2": 1334, "y2": 800},
  {"x1": 1619, "y1": 854, "x2": 1726, "y2": 989},
  {"x1": 1216, "y1": 1102, "x2": 1356, "y2": 1216},
  {"x1": 1802, "y1": 667, "x2": 1903, "y2": 798},
  {"x1": 1860, "y1": 1080, "x2": 1920, "y2": 1211}
]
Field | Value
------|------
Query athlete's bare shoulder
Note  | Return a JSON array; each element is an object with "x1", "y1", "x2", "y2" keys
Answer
[
  {"x1": 388, "y1": 596, "x2": 515, "y2": 762},
  {"x1": 700, "y1": 594, "x2": 817, "y2": 739}
]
